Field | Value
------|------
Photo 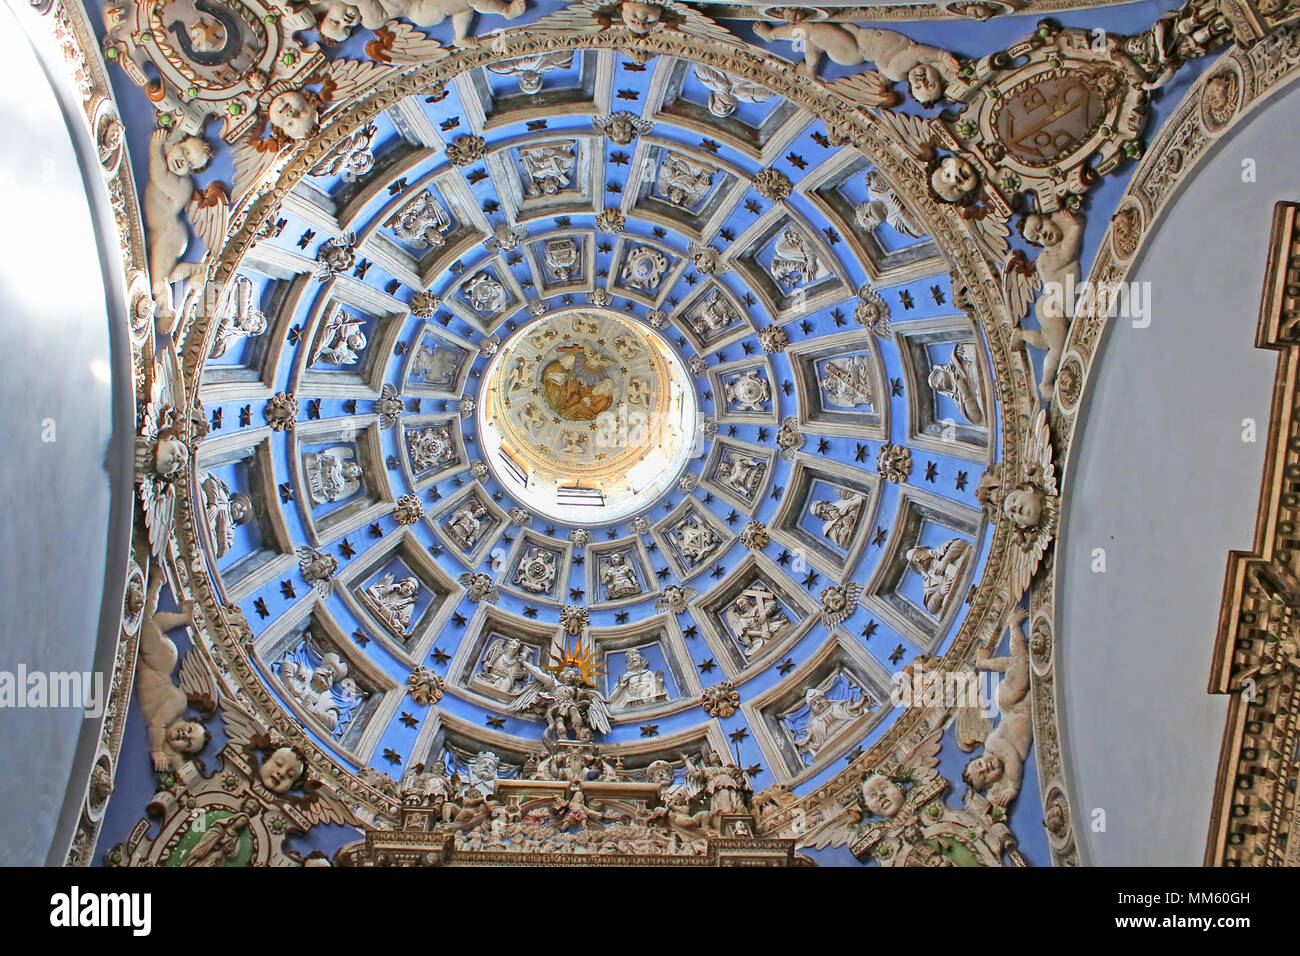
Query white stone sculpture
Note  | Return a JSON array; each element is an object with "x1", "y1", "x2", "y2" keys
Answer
[
  {"x1": 811, "y1": 489, "x2": 865, "y2": 550},
  {"x1": 622, "y1": 246, "x2": 669, "y2": 290},
  {"x1": 479, "y1": 637, "x2": 532, "y2": 694},
  {"x1": 513, "y1": 546, "x2": 558, "y2": 594},
  {"x1": 464, "y1": 272, "x2": 506, "y2": 313},
  {"x1": 361, "y1": 572, "x2": 421, "y2": 635},
  {"x1": 310, "y1": 305, "x2": 367, "y2": 366},
  {"x1": 1002, "y1": 208, "x2": 1085, "y2": 400},
  {"x1": 486, "y1": 51, "x2": 574, "y2": 94},
  {"x1": 609, "y1": 648, "x2": 669, "y2": 709},
  {"x1": 303, "y1": 446, "x2": 364, "y2": 505},
  {"x1": 544, "y1": 237, "x2": 579, "y2": 279},
  {"x1": 962, "y1": 606, "x2": 1033, "y2": 808},
  {"x1": 521, "y1": 142, "x2": 576, "y2": 196},
  {"x1": 820, "y1": 355, "x2": 875, "y2": 408},
  {"x1": 601, "y1": 552, "x2": 642, "y2": 599},
  {"x1": 510, "y1": 661, "x2": 613, "y2": 742},
  {"x1": 200, "y1": 472, "x2": 252, "y2": 558},
  {"x1": 672, "y1": 516, "x2": 720, "y2": 566},
  {"x1": 770, "y1": 227, "x2": 827, "y2": 287},
  {"x1": 906, "y1": 537, "x2": 972, "y2": 617},
  {"x1": 724, "y1": 369, "x2": 770, "y2": 412},
  {"x1": 753, "y1": 22, "x2": 959, "y2": 105},
  {"x1": 446, "y1": 501, "x2": 489, "y2": 549},
  {"x1": 310, "y1": 0, "x2": 526, "y2": 47},
  {"x1": 657, "y1": 152, "x2": 716, "y2": 207},
  {"x1": 855, "y1": 168, "x2": 925, "y2": 238},
  {"x1": 725, "y1": 584, "x2": 791, "y2": 657},
  {"x1": 928, "y1": 343, "x2": 985, "y2": 426},
  {"x1": 715, "y1": 452, "x2": 765, "y2": 498},
  {"x1": 144, "y1": 128, "x2": 224, "y2": 329},
  {"x1": 408, "y1": 426, "x2": 454, "y2": 471},
  {"x1": 136, "y1": 572, "x2": 210, "y2": 772},
  {"x1": 386, "y1": 190, "x2": 452, "y2": 247},
  {"x1": 278, "y1": 648, "x2": 362, "y2": 736},
  {"x1": 208, "y1": 275, "x2": 267, "y2": 359},
  {"x1": 692, "y1": 64, "x2": 775, "y2": 117},
  {"x1": 792, "y1": 685, "x2": 872, "y2": 759}
]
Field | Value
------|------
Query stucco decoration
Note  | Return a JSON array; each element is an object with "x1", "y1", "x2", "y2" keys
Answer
[{"x1": 66, "y1": 0, "x2": 1300, "y2": 869}]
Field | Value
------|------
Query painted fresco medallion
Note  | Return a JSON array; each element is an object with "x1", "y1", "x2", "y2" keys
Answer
[{"x1": 478, "y1": 310, "x2": 697, "y2": 524}]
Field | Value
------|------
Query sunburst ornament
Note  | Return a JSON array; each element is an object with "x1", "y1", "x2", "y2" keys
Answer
[{"x1": 546, "y1": 638, "x2": 604, "y2": 688}]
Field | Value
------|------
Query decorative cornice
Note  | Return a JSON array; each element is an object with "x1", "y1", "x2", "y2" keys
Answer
[{"x1": 1205, "y1": 201, "x2": 1300, "y2": 866}]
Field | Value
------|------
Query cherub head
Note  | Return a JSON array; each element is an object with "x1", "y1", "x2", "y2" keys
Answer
[
  {"x1": 962, "y1": 752, "x2": 1004, "y2": 790},
  {"x1": 260, "y1": 746, "x2": 305, "y2": 793},
  {"x1": 860, "y1": 772, "x2": 905, "y2": 818},
  {"x1": 927, "y1": 154, "x2": 979, "y2": 205},
  {"x1": 342, "y1": 460, "x2": 364, "y2": 482},
  {"x1": 907, "y1": 63, "x2": 946, "y2": 108},
  {"x1": 166, "y1": 135, "x2": 213, "y2": 176},
  {"x1": 316, "y1": 1, "x2": 361, "y2": 44},
  {"x1": 647, "y1": 759, "x2": 674, "y2": 787},
  {"x1": 558, "y1": 665, "x2": 583, "y2": 686},
  {"x1": 1002, "y1": 485, "x2": 1044, "y2": 530},
  {"x1": 621, "y1": 1, "x2": 661, "y2": 33},
  {"x1": 154, "y1": 433, "x2": 190, "y2": 479},
  {"x1": 167, "y1": 718, "x2": 209, "y2": 755},
  {"x1": 975, "y1": 466, "x2": 1047, "y2": 532},
  {"x1": 1019, "y1": 212, "x2": 1064, "y2": 248},
  {"x1": 269, "y1": 90, "x2": 320, "y2": 141}
]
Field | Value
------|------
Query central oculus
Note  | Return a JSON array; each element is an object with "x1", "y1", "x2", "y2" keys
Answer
[{"x1": 478, "y1": 309, "x2": 698, "y2": 526}]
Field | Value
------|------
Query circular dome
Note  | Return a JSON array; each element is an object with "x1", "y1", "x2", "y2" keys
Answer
[{"x1": 477, "y1": 309, "x2": 697, "y2": 525}]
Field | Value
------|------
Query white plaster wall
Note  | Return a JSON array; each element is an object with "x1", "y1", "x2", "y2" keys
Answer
[
  {"x1": 0, "y1": 1, "x2": 131, "y2": 865},
  {"x1": 1059, "y1": 76, "x2": 1300, "y2": 866}
]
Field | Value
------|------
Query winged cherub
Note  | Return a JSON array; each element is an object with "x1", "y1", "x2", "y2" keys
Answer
[
  {"x1": 1001, "y1": 207, "x2": 1085, "y2": 401},
  {"x1": 974, "y1": 408, "x2": 1059, "y2": 602},
  {"x1": 135, "y1": 569, "x2": 216, "y2": 772},
  {"x1": 144, "y1": 127, "x2": 227, "y2": 331}
]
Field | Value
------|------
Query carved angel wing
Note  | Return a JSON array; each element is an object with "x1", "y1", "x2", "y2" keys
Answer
[
  {"x1": 968, "y1": 208, "x2": 1013, "y2": 269},
  {"x1": 1001, "y1": 249, "x2": 1041, "y2": 322},
  {"x1": 363, "y1": 22, "x2": 446, "y2": 64},
  {"x1": 231, "y1": 138, "x2": 285, "y2": 206},
  {"x1": 1022, "y1": 407, "x2": 1057, "y2": 497},
  {"x1": 186, "y1": 182, "x2": 230, "y2": 260},
  {"x1": 137, "y1": 475, "x2": 176, "y2": 561},
  {"x1": 320, "y1": 58, "x2": 396, "y2": 114},
  {"x1": 896, "y1": 719, "x2": 946, "y2": 783},
  {"x1": 219, "y1": 698, "x2": 273, "y2": 750},
  {"x1": 828, "y1": 72, "x2": 903, "y2": 110},
  {"x1": 870, "y1": 108, "x2": 939, "y2": 161},
  {"x1": 177, "y1": 649, "x2": 220, "y2": 715},
  {"x1": 508, "y1": 680, "x2": 547, "y2": 713},
  {"x1": 583, "y1": 691, "x2": 613, "y2": 736},
  {"x1": 291, "y1": 780, "x2": 363, "y2": 827}
]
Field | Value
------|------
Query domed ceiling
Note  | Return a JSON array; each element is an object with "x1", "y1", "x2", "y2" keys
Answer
[{"x1": 32, "y1": 0, "x2": 1299, "y2": 868}]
